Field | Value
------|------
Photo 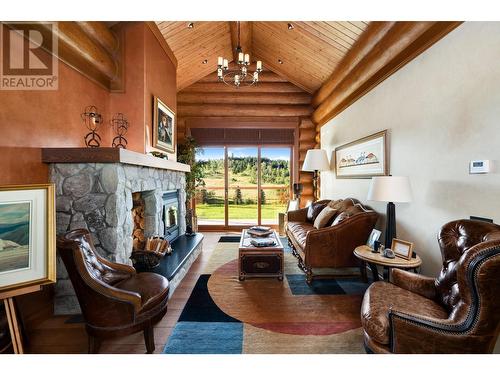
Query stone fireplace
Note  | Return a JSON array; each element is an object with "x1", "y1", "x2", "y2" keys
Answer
[{"x1": 45, "y1": 148, "x2": 192, "y2": 314}]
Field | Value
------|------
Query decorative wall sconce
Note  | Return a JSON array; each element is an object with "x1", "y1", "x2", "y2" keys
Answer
[
  {"x1": 81, "y1": 105, "x2": 102, "y2": 148},
  {"x1": 110, "y1": 112, "x2": 129, "y2": 148}
]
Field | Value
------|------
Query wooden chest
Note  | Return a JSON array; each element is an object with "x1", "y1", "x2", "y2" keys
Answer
[{"x1": 238, "y1": 230, "x2": 284, "y2": 281}]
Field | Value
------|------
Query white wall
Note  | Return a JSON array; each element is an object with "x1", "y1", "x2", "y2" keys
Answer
[{"x1": 321, "y1": 22, "x2": 500, "y2": 279}]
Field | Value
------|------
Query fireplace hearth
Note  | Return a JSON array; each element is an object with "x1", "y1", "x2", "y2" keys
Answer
[{"x1": 47, "y1": 156, "x2": 196, "y2": 314}]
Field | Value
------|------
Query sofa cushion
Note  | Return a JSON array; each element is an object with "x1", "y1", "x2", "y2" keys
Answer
[
  {"x1": 361, "y1": 281, "x2": 448, "y2": 345},
  {"x1": 286, "y1": 221, "x2": 316, "y2": 250},
  {"x1": 331, "y1": 203, "x2": 366, "y2": 226},
  {"x1": 313, "y1": 206, "x2": 338, "y2": 229},
  {"x1": 306, "y1": 202, "x2": 327, "y2": 223},
  {"x1": 115, "y1": 272, "x2": 170, "y2": 313}
]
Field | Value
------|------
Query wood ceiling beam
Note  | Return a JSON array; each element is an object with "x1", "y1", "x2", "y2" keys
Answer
[
  {"x1": 178, "y1": 92, "x2": 312, "y2": 105},
  {"x1": 229, "y1": 21, "x2": 253, "y2": 62},
  {"x1": 181, "y1": 82, "x2": 304, "y2": 93},
  {"x1": 311, "y1": 21, "x2": 463, "y2": 125},
  {"x1": 312, "y1": 21, "x2": 395, "y2": 107},
  {"x1": 178, "y1": 103, "x2": 313, "y2": 117}
]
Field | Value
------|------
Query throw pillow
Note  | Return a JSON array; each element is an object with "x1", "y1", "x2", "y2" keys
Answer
[
  {"x1": 306, "y1": 202, "x2": 326, "y2": 223},
  {"x1": 313, "y1": 206, "x2": 337, "y2": 229},
  {"x1": 331, "y1": 212, "x2": 349, "y2": 226},
  {"x1": 331, "y1": 203, "x2": 366, "y2": 226}
]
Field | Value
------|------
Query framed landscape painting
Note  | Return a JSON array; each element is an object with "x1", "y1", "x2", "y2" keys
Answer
[
  {"x1": 153, "y1": 96, "x2": 176, "y2": 154},
  {"x1": 335, "y1": 130, "x2": 388, "y2": 178},
  {"x1": 0, "y1": 184, "x2": 56, "y2": 293}
]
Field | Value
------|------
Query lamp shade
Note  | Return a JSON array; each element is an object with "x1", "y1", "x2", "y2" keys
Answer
[
  {"x1": 302, "y1": 149, "x2": 330, "y2": 171},
  {"x1": 367, "y1": 176, "x2": 412, "y2": 203}
]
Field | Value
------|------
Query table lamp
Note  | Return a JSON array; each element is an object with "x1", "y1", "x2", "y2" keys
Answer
[
  {"x1": 367, "y1": 176, "x2": 412, "y2": 249},
  {"x1": 302, "y1": 149, "x2": 330, "y2": 201}
]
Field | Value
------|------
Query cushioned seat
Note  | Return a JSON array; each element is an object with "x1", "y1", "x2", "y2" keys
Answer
[
  {"x1": 361, "y1": 219, "x2": 500, "y2": 353},
  {"x1": 286, "y1": 221, "x2": 315, "y2": 250},
  {"x1": 116, "y1": 272, "x2": 170, "y2": 313},
  {"x1": 286, "y1": 198, "x2": 378, "y2": 283},
  {"x1": 57, "y1": 229, "x2": 170, "y2": 353},
  {"x1": 361, "y1": 281, "x2": 447, "y2": 345}
]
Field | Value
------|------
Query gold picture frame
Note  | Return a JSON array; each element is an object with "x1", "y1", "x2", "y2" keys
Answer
[
  {"x1": 0, "y1": 184, "x2": 56, "y2": 293},
  {"x1": 334, "y1": 130, "x2": 388, "y2": 179},
  {"x1": 391, "y1": 238, "x2": 414, "y2": 260},
  {"x1": 153, "y1": 96, "x2": 176, "y2": 154}
]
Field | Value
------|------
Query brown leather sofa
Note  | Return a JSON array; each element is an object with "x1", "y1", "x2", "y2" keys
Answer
[
  {"x1": 57, "y1": 229, "x2": 170, "y2": 354},
  {"x1": 361, "y1": 219, "x2": 500, "y2": 353},
  {"x1": 286, "y1": 198, "x2": 378, "y2": 283}
]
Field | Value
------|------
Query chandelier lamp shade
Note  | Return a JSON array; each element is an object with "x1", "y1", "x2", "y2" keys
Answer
[{"x1": 217, "y1": 22, "x2": 263, "y2": 87}]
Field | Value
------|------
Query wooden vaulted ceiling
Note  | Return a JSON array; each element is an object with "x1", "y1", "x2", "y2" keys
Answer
[{"x1": 156, "y1": 21, "x2": 369, "y2": 92}]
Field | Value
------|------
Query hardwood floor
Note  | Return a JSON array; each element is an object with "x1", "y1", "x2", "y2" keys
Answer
[{"x1": 26, "y1": 232, "x2": 231, "y2": 354}]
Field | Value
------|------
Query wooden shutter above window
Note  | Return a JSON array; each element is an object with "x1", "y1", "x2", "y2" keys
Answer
[{"x1": 190, "y1": 128, "x2": 295, "y2": 146}]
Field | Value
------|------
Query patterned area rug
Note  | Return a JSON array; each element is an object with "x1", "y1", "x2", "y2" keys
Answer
[{"x1": 163, "y1": 236, "x2": 369, "y2": 354}]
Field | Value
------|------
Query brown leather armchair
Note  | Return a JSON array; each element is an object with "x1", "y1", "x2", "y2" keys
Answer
[
  {"x1": 361, "y1": 219, "x2": 500, "y2": 353},
  {"x1": 57, "y1": 229, "x2": 170, "y2": 354},
  {"x1": 286, "y1": 198, "x2": 378, "y2": 283}
]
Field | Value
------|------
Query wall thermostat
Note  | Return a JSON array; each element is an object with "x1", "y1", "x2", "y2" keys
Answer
[{"x1": 469, "y1": 160, "x2": 490, "y2": 174}]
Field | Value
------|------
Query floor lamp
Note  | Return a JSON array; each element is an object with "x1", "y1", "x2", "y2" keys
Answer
[
  {"x1": 302, "y1": 149, "x2": 330, "y2": 201},
  {"x1": 367, "y1": 176, "x2": 413, "y2": 249}
]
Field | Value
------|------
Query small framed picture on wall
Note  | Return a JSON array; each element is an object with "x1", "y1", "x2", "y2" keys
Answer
[{"x1": 153, "y1": 96, "x2": 176, "y2": 153}]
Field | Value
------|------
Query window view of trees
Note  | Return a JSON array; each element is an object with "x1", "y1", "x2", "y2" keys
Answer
[{"x1": 194, "y1": 147, "x2": 291, "y2": 225}]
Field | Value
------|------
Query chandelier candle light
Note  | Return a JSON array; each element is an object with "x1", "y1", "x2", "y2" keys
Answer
[{"x1": 217, "y1": 22, "x2": 263, "y2": 87}]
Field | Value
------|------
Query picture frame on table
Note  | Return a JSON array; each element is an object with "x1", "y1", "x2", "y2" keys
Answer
[
  {"x1": 153, "y1": 96, "x2": 176, "y2": 154},
  {"x1": 0, "y1": 184, "x2": 56, "y2": 293},
  {"x1": 391, "y1": 238, "x2": 414, "y2": 260},
  {"x1": 286, "y1": 199, "x2": 300, "y2": 212},
  {"x1": 334, "y1": 130, "x2": 388, "y2": 179},
  {"x1": 366, "y1": 229, "x2": 382, "y2": 249}
]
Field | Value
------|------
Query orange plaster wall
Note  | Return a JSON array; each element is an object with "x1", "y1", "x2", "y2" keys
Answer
[
  {"x1": 0, "y1": 21, "x2": 178, "y2": 185},
  {"x1": 0, "y1": 60, "x2": 112, "y2": 184},
  {"x1": 144, "y1": 26, "x2": 177, "y2": 160}
]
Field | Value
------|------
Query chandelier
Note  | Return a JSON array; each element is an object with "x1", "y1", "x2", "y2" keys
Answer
[{"x1": 217, "y1": 22, "x2": 263, "y2": 87}]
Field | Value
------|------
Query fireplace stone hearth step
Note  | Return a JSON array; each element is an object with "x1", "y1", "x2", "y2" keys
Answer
[{"x1": 134, "y1": 233, "x2": 204, "y2": 295}]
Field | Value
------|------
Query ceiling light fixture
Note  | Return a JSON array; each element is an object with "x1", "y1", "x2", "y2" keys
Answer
[
  {"x1": 217, "y1": 21, "x2": 262, "y2": 88},
  {"x1": 187, "y1": 22, "x2": 194, "y2": 28},
  {"x1": 287, "y1": 23, "x2": 294, "y2": 30}
]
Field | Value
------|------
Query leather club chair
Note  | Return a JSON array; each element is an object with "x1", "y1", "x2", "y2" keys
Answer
[
  {"x1": 361, "y1": 219, "x2": 500, "y2": 353},
  {"x1": 57, "y1": 229, "x2": 170, "y2": 354}
]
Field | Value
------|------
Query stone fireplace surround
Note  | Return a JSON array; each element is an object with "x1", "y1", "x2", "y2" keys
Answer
[{"x1": 44, "y1": 148, "x2": 196, "y2": 315}]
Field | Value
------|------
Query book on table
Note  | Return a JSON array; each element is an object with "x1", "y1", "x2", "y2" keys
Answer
[{"x1": 249, "y1": 238, "x2": 276, "y2": 247}]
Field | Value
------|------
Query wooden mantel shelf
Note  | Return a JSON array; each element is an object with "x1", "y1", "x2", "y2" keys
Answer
[{"x1": 42, "y1": 148, "x2": 191, "y2": 173}]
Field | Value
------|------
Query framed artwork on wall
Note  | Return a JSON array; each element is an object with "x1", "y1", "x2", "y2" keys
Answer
[
  {"x1": 153, "y1": 96, "x2": 176, "y2": 153},
  {"x1": 0, "y1": 184, "x2": 56, "y2": 293},
  {"x1": 334, "y1": 130, "x2": 388, "y2": 178}
]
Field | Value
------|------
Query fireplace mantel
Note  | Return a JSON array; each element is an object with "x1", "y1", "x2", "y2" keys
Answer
[{"x1": 42, "y1": 147, "x2": 190, "y2": 173}]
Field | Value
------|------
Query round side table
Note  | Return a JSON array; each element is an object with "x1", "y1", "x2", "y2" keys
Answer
[{"x1": 354, "y1": 245, "x2": 422, "y2": 282}]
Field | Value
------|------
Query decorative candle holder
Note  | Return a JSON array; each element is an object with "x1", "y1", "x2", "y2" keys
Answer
[
  {"x1": 110, "y1": 112, "x2": 129, "y2": 148},
  {"x1": 81, "y1": 105, "x2": 102, "y2": 148}
]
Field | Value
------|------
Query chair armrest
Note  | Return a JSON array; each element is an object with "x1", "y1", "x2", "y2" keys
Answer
[
  {"x1": 286, "y1": 207, "x2": 309, "y2": 223},
  {"x1": 79, "y1": 268, "x2": 143, "y2": 314},
  {"x1": 390, "y1": 269, "x2": 437, "y2": 300},
  {"x1": 388, "y1": 310, "x2": 476, "y2": 353},
  {"x1": 96, "y1": 253, "x2": 137, "y2": 275}
]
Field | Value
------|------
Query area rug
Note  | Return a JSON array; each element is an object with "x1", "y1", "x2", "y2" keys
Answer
[{"x1": 163, "y1": 236, "x2": 368, "y2": 354}]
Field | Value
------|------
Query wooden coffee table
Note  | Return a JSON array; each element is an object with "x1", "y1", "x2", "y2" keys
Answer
[
  {"x1": 238, "y1": 229, "x2": 284, "y2": 281},
  {"x1": 354, "y1": 245, "x2": 422, "y2": 282}
]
